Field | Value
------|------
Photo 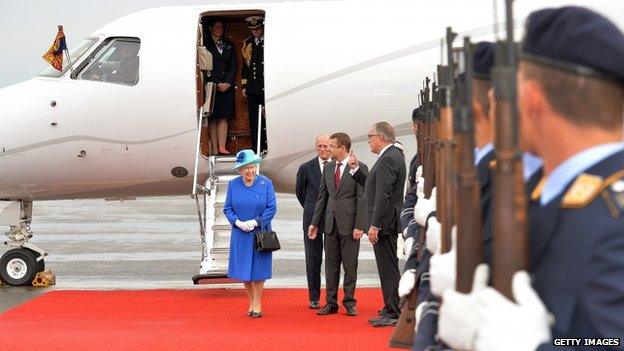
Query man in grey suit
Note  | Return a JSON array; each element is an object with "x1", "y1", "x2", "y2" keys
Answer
[
  {"x1": 309, "y1": 132, "x2": 368, "y2": 317},
  {"x1": 349, "y1": 122, "x2": 406, "y2": 327}
]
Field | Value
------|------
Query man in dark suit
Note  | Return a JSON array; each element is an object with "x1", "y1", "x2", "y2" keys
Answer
[
  {"x1": 349, "y1": 122, "x2": 406, "y2": 327},
  {"x1": 295, "y1": 135, "x2": 331, "y2": 309},
  {"x1": 309, "y1": 133, "x2": 368, "y2": 317},
  {"x1": 241, "y1": 16, "x2": 266, "y2": 154}
]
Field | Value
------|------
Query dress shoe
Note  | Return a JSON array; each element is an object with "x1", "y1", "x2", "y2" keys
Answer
[
  {"x1": 309, "y1": 301, "x2": 320, "y2": 309},
  {"x1": 316, "y1": 304, "x2": 338, "y2": 315},
  {"x1": 372, "y1": 317, "x2": 398, "y2": 327},
  {"x1": 368, "y1": 316, "x2": 387, "y2": 324},
  {"x1": 345, "y1": 306, "x2": 357, "y2": 316},
  {"x1": 251, "y1": 311, "x2": 263, "y2": 318}
]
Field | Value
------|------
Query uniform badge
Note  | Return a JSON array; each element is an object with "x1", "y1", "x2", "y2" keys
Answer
[
  {"x1": 531, "y1": 177, "x2": 546, "y2": 201},
  {"x1": 561, "y1": 173, "x2": 603, "y2": 209}
]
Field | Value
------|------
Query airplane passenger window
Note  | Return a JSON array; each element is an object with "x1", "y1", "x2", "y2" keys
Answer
[
  {"x1": 79, "y1": 39, "x2": 140, "y2": 86},
  {"x1": 38, "y1": 37, "x2": 97, "y2": 78}
]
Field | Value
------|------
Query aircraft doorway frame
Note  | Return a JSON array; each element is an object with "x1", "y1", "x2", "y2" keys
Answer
[{"x1": 196, "y1": 9, "x2": 267, "y2": 159}]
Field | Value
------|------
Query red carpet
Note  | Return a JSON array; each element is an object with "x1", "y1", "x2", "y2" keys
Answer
[{"x1": 0, "y1": 288, "x2": 394, "y2": 350}]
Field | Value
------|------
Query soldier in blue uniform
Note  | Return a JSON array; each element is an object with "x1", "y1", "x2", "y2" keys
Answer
[
  {"x1": 241, "y1": 16, "x2": 267, "y2": 154},
  {"x1": 439, "y1": 6, "x2": 624, "y2": 350},
  {"x1": 408, "y1": 41, "x2": 501, "y2": 351}
]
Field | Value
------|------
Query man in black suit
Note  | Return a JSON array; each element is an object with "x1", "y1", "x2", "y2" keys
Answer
[
  {"x1": 295, "y1": 135, "x2": 331, "y2": 309},
  {"x1": 309, "y1": 133, "x2": 368, "y2": 317},
  {"x1": 349, "y1": 122, "x2": 406, "y2": 327}
]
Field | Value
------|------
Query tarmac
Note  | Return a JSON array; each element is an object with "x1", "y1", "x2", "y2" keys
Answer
[{"x1": 1, "y1": 194, "x2": 399, "y2": 313}]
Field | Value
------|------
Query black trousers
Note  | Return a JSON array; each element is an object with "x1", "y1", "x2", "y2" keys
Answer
[
  {"x1": 373, "y1": 233, "x2": 400, "y2": 318},
  {"x1": 247, "y1": 93, "x2": 267, "y2": 153},
  {"x1": 302, "y1": 212, "x2": 323, "y2": 302},
  {"x1": 324, "y1": 226, "x2": 360, "y2": 308}
]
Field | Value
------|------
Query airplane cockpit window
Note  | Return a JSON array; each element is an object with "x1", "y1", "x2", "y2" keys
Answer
[
  {"x1": 38, "y1": 37, "x2": 97, "y2": 78},
  {"x1": 79, "y1": 39, "x2": 140, "y2": 86}
]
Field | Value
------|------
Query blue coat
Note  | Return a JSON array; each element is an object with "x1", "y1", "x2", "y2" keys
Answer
[{"x1": 223, "y1": 174, "x2": 277, "y2": 282}]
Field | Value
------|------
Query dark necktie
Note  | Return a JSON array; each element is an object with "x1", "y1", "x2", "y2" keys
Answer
[{"x1": 334, "y1": 162, "x2": 342, "y2": 188}]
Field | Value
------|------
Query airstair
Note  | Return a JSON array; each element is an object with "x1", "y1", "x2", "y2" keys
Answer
[{"x1": 190, "y1": 107, "x2": 239, "y2": 285}]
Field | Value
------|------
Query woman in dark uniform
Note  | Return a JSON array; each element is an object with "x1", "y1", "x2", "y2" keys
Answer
[{"x1": 205, "y1": 18, "x2": 237, "y2": 154}]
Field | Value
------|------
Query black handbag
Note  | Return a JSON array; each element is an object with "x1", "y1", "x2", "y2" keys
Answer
[{"x1": 255, "y1": 227, "x2": 281, "y2": 252}]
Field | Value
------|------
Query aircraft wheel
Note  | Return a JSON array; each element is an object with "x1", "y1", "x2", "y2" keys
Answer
[
  {"x1": 24, "y1": 248, "x2": 45, "y2": 272},
  {"x1": 0, "y1": 249, "x2": 38, "y2": 286}
]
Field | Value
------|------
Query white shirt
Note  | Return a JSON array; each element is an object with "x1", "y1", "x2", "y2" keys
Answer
[
  {"x1": 377, "y1": 143, "x2": 393, "y2": 158},
  {"x1": 334, "y1": 156, "x2": 350, "y2": 180},
  {"x1": 318, "y1": 157, "x2": 331, "y2": 173}
]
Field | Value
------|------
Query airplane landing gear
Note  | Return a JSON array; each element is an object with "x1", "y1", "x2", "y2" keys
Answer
[
  {"x1": 0, "y1": 248, "x2": 39, "y2": 286},
  {"x1": 0, "y1": 200, "x2": 47, "y2": 286}
]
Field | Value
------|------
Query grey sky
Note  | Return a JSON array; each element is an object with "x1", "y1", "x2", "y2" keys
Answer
[{"x1": 0, "y1": 0, "x2": 298, "y2": 89}]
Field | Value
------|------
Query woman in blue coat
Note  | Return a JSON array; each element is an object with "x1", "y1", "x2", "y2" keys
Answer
[{"x1": 223, "y1": 149, "x2": 277, "y2": 318}]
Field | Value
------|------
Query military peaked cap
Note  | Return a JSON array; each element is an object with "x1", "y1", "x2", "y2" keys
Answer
[{"x1": 246, "y1": 16, "x2": 264, "y2": 29}]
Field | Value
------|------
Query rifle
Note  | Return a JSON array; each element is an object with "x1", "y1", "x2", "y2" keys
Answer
[
  {"x1": 436, "y1": 27, "x2": 457, "y2": 254},
  {"x1": 389, "y1": 77, "x2": 437, "y2": 349},
  {"x1": 491, "y1": 0, "x2": 529, "y2": 300},
  {"x1": 454, "y1": 38, "x2": 484, "y2": 293}
]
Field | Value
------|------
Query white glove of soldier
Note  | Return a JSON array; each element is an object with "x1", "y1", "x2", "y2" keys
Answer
[
  {"x1": 430, "y1": 226, "x2": 456, "y2": 297},
  {"x1": 438, "y1": 264, "x2": 489, "y2": 351},
  {"x1": 425, "y1": 217, "x2": 441, "y2": 254},
  {"x1": 414, "y1": 187, "x2": 437, "y2": 226},
  {"x1": 235, "y1": 219, "x2": 254, "y2": 232},
  {"x1": 398, "y1": 269, "x2": 417, "y2": 297},
  {"x1": 403, "y1": 237, "x2": 414, "y2": 257},
  {"x1": 415, "y1": 165, "x2": 424, "y2": 195},
  {"x1": 474, "y1": 271, "x2": 552, "y2": 351},
  {"x1": 414, "y1": 301, "x2": 426, "y2": 331}
]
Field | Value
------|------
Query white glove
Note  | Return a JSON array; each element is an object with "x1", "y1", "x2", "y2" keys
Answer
[
  {"x1": 430, "y1": 226, "x2": 457, "y2": 297},
  {"x1": 398, "y1": 269, "x2": 416, "y2": 297},
  {"x1": 425, "y1": 217, "x2": 441, "y2": 254},
  {"x1": 474, "y1": 271, "x2": 552, "y2": 351},
  {"x1": 403, "y1": 237, "x2": 414, "y2": 257},
  {"x1": 415, "y1": 165, "x2": 424, "y2": 195},
  {"x1": 235, "y1": 219, "x2": 254, "y2": 232},
  {"x1": 438, "y1": 264, "x2": 489, "y2": 351},
  {"x1": 244, "y1": 219, "x2": 258, "y2": 229},
  {"x1": 414, "y1": 301, "x2": 426, "y2": 331},
  {"x1": 414, "y1": 187, "x2": 437, "y2": 226}
]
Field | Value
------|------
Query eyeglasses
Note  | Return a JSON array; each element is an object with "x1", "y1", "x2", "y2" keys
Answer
[
  {"x1": 317, "y1": 145, "x2": 330, "y2": 149},
  {"x1": 367, "y1": 134, "x2": 380, "y2": 139}
]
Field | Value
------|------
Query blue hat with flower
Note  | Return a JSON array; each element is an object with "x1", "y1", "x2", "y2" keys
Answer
[{"x1": 233, "y1": 149, "x2": 262, "y2": 170}]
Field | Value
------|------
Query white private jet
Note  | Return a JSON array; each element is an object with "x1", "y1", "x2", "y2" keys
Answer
[{"x1": 0, "y1": 0, "x2": 622, "y2": 286}]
